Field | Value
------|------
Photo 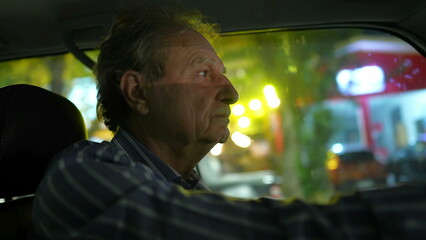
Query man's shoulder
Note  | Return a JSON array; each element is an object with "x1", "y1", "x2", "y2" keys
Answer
[
  {"x1": 64, "y1": 139, "x2": 112, "y2": 150},
  {"x1": 54, "y1": 140, "x2": 139, "y2": 169},
  {"x1": 59, "y1": 140, "x2": 115, "y2": 157}
]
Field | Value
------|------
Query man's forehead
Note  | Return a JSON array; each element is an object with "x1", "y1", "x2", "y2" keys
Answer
[{"x1": 166, "y1": 31, "x2": 226, "y2": 70}]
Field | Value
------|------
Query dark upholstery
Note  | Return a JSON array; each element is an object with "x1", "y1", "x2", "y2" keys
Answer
[
  {"x1": 0, "y1": 197, "x2": 34, "y2": 240},
  {"x1": 0, "y1": 84, "x2": 87, "y2": 239}
]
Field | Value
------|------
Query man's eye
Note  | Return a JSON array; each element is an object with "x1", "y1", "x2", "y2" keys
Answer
[{"x1": 199, "y1": 71, "x2": 207, "y2": 78}]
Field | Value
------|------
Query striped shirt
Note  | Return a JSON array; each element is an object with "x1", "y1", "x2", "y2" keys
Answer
[
  {"x1": 33, "y1": 131, "x2": 426, "y2": 239},
  {"x1": 110, "y1": 129, "x2": 206, "y2": 190}
]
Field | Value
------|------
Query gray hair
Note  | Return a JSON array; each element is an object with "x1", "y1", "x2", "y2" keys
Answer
[{"x1": 95, "y1": 0, "x2": 219, "y2": 132}]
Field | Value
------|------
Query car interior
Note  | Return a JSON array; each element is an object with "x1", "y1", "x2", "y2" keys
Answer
[{"x1": 1, "y1": 0, "x2": 426, "y2": 239}]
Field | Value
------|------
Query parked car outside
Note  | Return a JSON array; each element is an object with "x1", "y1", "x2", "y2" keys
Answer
[{"x1": 327, "y1": 144, "x2": 387, "y2": 191}]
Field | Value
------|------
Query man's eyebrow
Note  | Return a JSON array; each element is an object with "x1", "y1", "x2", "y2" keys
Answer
[
  {"x1": 190, "y1": 55, "x2": 226, "y2": 73},
  {"x1": 189, "y1": 55, "x2": 215, "y2": 67}
]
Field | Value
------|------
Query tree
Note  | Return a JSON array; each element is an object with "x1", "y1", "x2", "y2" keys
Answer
[{"x1": 217, "y1": 29, "x2": 360, "y2": 202}]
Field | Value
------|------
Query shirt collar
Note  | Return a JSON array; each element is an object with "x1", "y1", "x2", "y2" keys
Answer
[{"x1": 111, "y1": 129, "x2": 203, "y2": 190}]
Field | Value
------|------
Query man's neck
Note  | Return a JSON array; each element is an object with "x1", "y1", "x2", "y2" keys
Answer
[{"x1": 128, "y1": 130, "x2": 213, "y2": 179}]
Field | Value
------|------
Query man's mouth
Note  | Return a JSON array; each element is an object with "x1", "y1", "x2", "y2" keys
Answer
[{"x1": 215, "y1": 114, "x2": 229, "y2": 118}]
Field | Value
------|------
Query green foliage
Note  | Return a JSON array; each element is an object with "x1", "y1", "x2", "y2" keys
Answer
[
  {"x1": 0, "y1": 53, "x2": 94, "y2": 95},
  {"x1": 0, "y1": 57, "x2": 51, "y2": 87},
  {"x1": 217, "y1": 29, "x2": 362, "y2": 202}
]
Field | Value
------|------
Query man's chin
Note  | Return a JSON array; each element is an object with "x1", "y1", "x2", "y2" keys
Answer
[
  {"x1": 201, "y1": 131, "x2": 229, "y2": 144},
  {"x1": 217, "y1": 130, "x2": 230, "y2": 143},
  {"x1": 200, "y1": 126, "x2": 231, "y2": 144}
]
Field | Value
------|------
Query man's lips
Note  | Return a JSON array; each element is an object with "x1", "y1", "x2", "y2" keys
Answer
[
  {"x1": 212, "y1": 106, "x2": 231, "y2": 120},
  {"x1": 213, "y1": 109, "x2": 231, "y2": 125},
  {"x1": 214, "y1": 109, "x2": 231, "y2": 118}
]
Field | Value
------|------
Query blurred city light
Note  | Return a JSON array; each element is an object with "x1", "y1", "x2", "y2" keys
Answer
[
  {"x1": 238, "y1": 116, "x2": 251, "y2": 128},
  {"x1": 249, "y1": 99, "x2": 262, "y2": 111},
  {"x1": 326, "y1": 151, "x2": 339, "y2": 171},
  {"x1": 210, "y1": 143, "x2": 223, "y2": 156},
  {"x1": 263, "y1": 85, "x2": 281, "y2": 108},
  {"x1": 232, "y1": 104, "x2": 245, "y2": 116},
  {"x1": 336, "y1": 65, "x2": 385, "y2": 96},
  {"x1": 331, "y1": 143, "x2": 344, "y2": 154},
  {"x1": 268, "y1": 98, "x2": 281, "y2": 108},
  {"x1": 262, "y1": 175, "x2": 275, "y2": 184},
  {"x1": 231, "y1": 132, "x2": 252, "y2": 148}
]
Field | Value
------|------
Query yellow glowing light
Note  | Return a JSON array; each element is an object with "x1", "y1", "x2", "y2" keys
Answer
[
  {"x1": 268, "y1": 98, "x2": 281, "y2": 108},
  {"x1": 231, "y1": 132, "x2": 252, "y2": 148},
  {"x1": 238, "y1": 116, "x2": 251, "y2": 128},
  {"x1": 249, "y1": 99, "x2": 262, "y2": 111},
  {"x1": 326, "y1": 151, "x2": 340, "y2": 170},
  {"x1": 263, "y1": 85, "x2": 276, "y2": 96},
  {"x1": 232, "y1": 104, "x2": 245, "y2": 116},
  {"x1": 210, "y1": 143, "x2": 223, "y2": 156},
  {"x1": 263, "y1": 85, "x2": 281, "y2": 109}
]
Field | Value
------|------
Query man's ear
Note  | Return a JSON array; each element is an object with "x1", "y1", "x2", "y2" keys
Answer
[{"x1": 120, "y1": 70, "x2": 149, "y2": 116}]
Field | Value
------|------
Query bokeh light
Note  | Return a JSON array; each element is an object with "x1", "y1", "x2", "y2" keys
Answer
[
  {"x1": 232, "y1": 104, "x2": 245, "y2": 116},
  {"x1": 249, "y1": 99, "x2": 262, "y2": 111},
  {"x1": 238, "y1": 116, "x2": 251, "y2": 128},
  {"x1": 231, "y1": 132, "x2": 252, "y2": 148}
]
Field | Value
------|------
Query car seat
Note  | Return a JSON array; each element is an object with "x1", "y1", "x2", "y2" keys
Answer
[{"x1": 0, "y1": 84, "x2": 87, "y2": 240}]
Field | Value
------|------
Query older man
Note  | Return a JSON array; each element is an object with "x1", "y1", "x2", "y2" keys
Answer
[
  {"x1": 93, "y1": 0, "x2": 238, "y2": 189},
  {"x1": 33, "y1": 1, "x2": 426, "y2": 239}
]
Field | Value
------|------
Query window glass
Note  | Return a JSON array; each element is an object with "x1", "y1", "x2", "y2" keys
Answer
[
  {"x1": 1, "y1": 28, "x2": 426, "y2": 203},
  {"x1": 0, "y1": 51, "x2": 112, "y2": 141},
  {"x1": 200, "y1": 29, "x2": 426, "y2": 202}
]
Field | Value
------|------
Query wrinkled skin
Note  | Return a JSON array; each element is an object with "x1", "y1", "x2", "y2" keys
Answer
[
  {"x1": 146, "y1": 31, "x2": 238, "y2": 146},
  {"x1": 123, "y1": 30, "x2": 238, "y2": 176}
]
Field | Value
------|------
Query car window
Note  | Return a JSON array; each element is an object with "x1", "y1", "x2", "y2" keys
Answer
[
  {"x1": 202, "y1": 28, "x2": 426, "y2": 202},
  {"x1": 0, "y1": 51, "x2": 111, "y2": 141},
  {"x1": 1, "y1": 28, "x2": 425, "y2": 203}
]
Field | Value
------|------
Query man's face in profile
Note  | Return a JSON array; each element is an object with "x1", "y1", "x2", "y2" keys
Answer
[{"x1": 145, "y1": 31, "x2": 239, "y2": 146}]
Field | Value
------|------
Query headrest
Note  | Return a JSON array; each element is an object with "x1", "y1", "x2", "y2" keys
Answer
[{"x1": 0, "y1": 84, "x2": 87, "y2": 199}]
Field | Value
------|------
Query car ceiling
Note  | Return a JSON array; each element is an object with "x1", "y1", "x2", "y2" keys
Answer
[{"x1": 0, "y1": 0, "x2": 425, "y2": 62}]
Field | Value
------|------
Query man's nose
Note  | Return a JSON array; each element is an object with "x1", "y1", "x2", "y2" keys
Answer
[{"x1": 217, "y1": 75, "x2": 239, "y2": 104}]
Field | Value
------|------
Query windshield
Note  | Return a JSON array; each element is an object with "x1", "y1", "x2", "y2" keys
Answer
[{"x1": 1, "y1": 28, "x2": 426, "y2": 203}]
